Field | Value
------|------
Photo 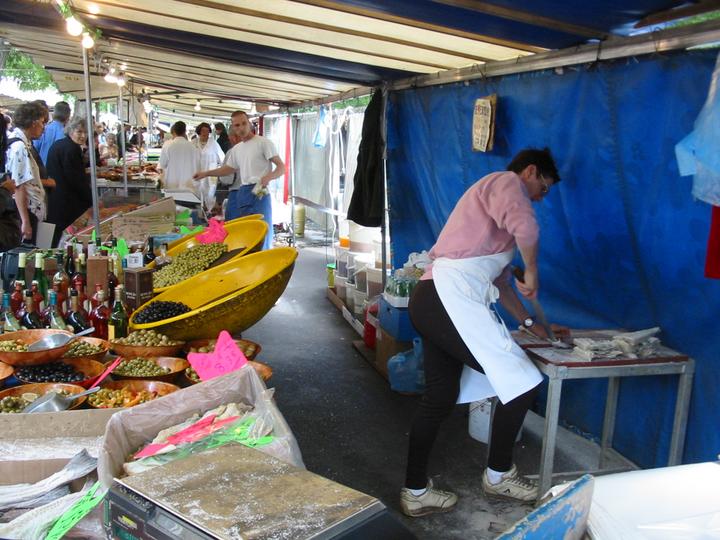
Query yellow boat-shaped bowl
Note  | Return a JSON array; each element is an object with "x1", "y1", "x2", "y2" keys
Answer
[
  {"x1": 130, "y1": 247, "x2": 298, "y2": 340},
  {"x1": 166, "y1": 215, "x2": 264, "y2": 251},
  {"x1": 151, "y1": 219, "x2": 269, "y2": 293}
]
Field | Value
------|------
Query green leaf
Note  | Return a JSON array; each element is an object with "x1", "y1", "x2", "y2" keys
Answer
[{"x1": 3, "y1": 48, "x2": 58, "y2": 92}]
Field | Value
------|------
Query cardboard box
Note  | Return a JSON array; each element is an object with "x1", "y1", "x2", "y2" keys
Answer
[
  {"x1": 375, "y1": 328, "x2": 413, "y2": 379},
  {"x1": 123, "y1": 267, "x2": 154, "y2": 311},
  {"x1": 86, "y1": 256, "x2": 110, "y2": 298}
]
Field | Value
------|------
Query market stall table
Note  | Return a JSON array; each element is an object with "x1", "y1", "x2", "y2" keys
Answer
[{"x1": 515, "y1": 330, "x2": 695, "y2": 498}]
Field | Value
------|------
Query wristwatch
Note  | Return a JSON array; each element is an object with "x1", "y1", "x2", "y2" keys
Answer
[{"x1": 523, "y1": 317, "x2": 535, "y2": 328}]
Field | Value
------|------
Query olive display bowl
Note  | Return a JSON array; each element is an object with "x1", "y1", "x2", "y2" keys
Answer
[
  {"x1": 183, "y1": 338, "x2": 261, "y2": 360},
  {"x1": 0, "y1": 329, "x2": 74, "y2": 367},
  {"x1": 111, "y1": 356, "x2": 189, "y2": 383},
  {"x1": 15, "y1": 358, "x2": 105, "y2": 389},
  {"x1": 87, "y1": 379, "x2": 180, "y2": 409},
  {"x1": 61, "y1": 337, "x2": 111, "y2": 363},
  {"x1": 0, "y1": 362, "x2": 14, "y2": 388},
  {"x1": 184, "y1": 360, "x2": 272, "y2": 385},
  {"x1": 110, "y1": 342, "x2": 185, "y2": 359},
  {"x1": 0, "y1": 382, "x2": 88, "y2": 411}
]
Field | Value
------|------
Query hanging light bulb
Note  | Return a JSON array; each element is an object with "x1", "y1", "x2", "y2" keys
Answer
[
  {"x1": 66, "y1": 16, "x2": 83, "y2": 36},
  {"x1": 194, "y1": 100, "x2": 201, "y2": 111},
  {"x1": 81, "y1": 32, "x2": 95, "y2": 49},
  {"x1": 116, "y1": 73, "x2": 126, "y2": 87},
  {"x1": 104, "y1": 66, "x2": 117, "y2": 83}
]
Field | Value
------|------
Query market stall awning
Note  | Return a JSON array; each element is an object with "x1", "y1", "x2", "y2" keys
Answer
[{"x1": 1, "y1": 0, "x2": 716, "y2": 109}]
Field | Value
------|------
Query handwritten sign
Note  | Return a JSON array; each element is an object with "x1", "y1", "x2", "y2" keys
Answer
[
  {"x1": 188, "y1": 330, "x2": 248, "y2": 381},
  {"x1": 472, "y1": 94, "x2": 497, "y2": 152},
  {"x1": 196, "y1": 218, "x2": 228, "y2": 244}
]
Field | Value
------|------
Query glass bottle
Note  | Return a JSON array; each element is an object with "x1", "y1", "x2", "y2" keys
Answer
[
  {"x1": 1, "y1": 293, "x2": 21, "y2": 332},
  {"x1": 12, "y1": 252, "x2": 27, "y2": 291},
  {"x1": 143, "y1": 236, "x2": 156, "y2": 266},
  {"x1": 72, "y1": 254, "x2": 87, "y2": 311},
  {"x1": 107, "y1": 259, "x2": 119, "y2": 305},
  {"x1": 10, "y1": 281, "x2": 25, "y2": 319},
  {"x1": 45, "y1": 291, "x2": 66, "y2": 330},
  {"x1": 89, "y1": 290, "x2": 110, "y2": 339},
  {"x1": 154, "y1": 243, "x2": 173, "y2": 270},
  {"x1": 64, "y1": 244, "x2": 76, "y2": 278},
  {"x1": 66, "y1": 288, "x2": 90, "y2": 333},
  {"x1": 31, "y1": 280, "x2": 45, "y2": 312},
  {"x1": 21, "y1": 290, "x2": 43, "y2": 329},
  {"x1": 90, "y1": 283, "x2": 104, "y2": 310},
  {"x1": 108, "y1": 285, "x2": 128, "y2": 340},
  {"x1": 33, "y1": 253, "x2": 48, "y2": 300},
  {"x1": 52, "y1": 253, "x2": 70, "y2": 303}
]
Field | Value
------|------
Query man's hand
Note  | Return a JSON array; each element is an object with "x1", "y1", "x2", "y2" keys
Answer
[
  {"x1": 515, "y1": 266, "x2": 538, "y2": 299},
  {"x1": 527, "y1": 322, "x2": 570, "y2": 341},
  {"x1": 193, "y1": 171, "x2": 206, "y2": 180},
  {"x1": 550, "y1": 323, "x2": 571, "y2": 338},
  {"x1": 261, "y1": 176, "x2": 270, "y2": 188}
]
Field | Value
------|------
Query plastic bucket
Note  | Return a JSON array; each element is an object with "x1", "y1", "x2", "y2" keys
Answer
[
  {"x1": 353, "y1": 289, "x2": 367, "y2": 319},
  {"x1": 469, "y1": 399, "x2": 521, "y2": 444},
  {"x1": 336, "y1": 246, "x2": 349, "y2": 277},
  {"x1": 366, "y1": 267, "x2": 384, "y2": 297},
  {"x1": 335, "y1": 275, "x2": 347, "y2": 303}
]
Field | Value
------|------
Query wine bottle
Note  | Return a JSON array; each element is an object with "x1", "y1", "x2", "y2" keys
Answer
[
  {"x1": 108, "y1": 285, "x2": 128, "y2": 340},
  {"x1": 89, "y1": 290, "x2": 110, "y2": 339},
  {"x1": 12, "y1": 252, "x2": 27, "y2": 291},
  {"x1": 107, "y1": 259, "x2": 119, "y2": 306},
  {"x1": 143, "y1": 236, "x2": 156, "y2": 266},
  {"x1": 52, "y1": 253, "x2": 70, "y2": 303},
  {"x1": 46, "y1": 291, "x2": 66, "y2": 330},
  {"x1": 1, "y1": 293, "x2": 21, "y2": 332},
  {"x1": 31, "y1": 280, "x2": 44, "y2": 313},
  {"x1": 33, "y1": 253, "x2": 48, "y2": 300},
  {"x1": 10, "y1": 282, "x2": 24, "y2": 320},
  {"x1": 66, "y1": 289, "x2": 90, "y2": 333},
  {"x1": 21, "y1": 290, "x2": 43, "y2": 329}
]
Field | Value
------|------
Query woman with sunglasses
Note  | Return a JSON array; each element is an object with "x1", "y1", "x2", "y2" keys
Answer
[{"x1": 400, "y1": 147, "x2": 569, "y2": 517}]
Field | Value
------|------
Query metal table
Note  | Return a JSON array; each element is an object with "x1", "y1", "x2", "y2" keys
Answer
[{"x1": 515, "y1": 330, "x2": 695, "y2": 498}]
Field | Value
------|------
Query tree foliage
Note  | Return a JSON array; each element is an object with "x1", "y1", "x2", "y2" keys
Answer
[{"x1": 2, "y1": 48, "x2": 58, "y2": 91}]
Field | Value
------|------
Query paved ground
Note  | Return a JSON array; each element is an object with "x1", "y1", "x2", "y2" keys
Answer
[{"x1": 244, "y1": 244, "x2": 597, "y2": 539}]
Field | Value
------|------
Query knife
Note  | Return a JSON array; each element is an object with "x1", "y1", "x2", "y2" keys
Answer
[{"x1": 511, "y1": 266, "x2": 558, "y2": 341}]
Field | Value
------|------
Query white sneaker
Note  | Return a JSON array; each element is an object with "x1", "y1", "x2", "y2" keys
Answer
[
  {"x1": 400, "y1": 479, "x2": 458, "y2": 517},
  {"x1": 481, "y1": 465, "x2": 538, "y2": 502}
]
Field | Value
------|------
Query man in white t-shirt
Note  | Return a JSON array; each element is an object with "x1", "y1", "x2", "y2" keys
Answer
[
  {"x1": 194, "y1": 110, "x2": 285, "y2": 250},
  {"x1": 159, "y1": 121, "x2": 200, "y2": 192}
]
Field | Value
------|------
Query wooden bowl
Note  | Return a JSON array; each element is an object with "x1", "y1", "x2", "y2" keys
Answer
[
  {"x1": 184, "y1": 360, "x2": 272, "y2": 385},
  {"x1": 184, "y1": 338, "x2": 261, "y2": 360},
  {"x1": 0, "y1": 382, "x2": 88, "y2": 411},
  {"x1": 112, "y1": 356, "x2": 189, "y2": 383},
  {"x1": 0, "y1": 330, "x2": 73, "y2": 367},
  {"x1": 110, "y1": 342, "x2": 185, "y2": 359},
  {"x1": 15, "y1": 358, "x2": 105, "y2": 389},
  {"x1": 0, "y1": 362, "x2": 14, "y2": 388},
  {"x1": 88, "y1": 379, "x2": 180, "y2": 409},
  {"x1": 62, "y1": 337, "x2": 110, "y2": 363}
]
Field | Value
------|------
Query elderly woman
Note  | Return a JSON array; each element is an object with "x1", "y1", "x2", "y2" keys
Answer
[
  {"x1": 100, "y1": 132, "x2": 119, "y2": 163},
  {"x1": 5, "y1": 101, "x2": 47, "y2": 244},
  {"x1": 46, "y1": 117, "x2": 93, "y2": 247}
]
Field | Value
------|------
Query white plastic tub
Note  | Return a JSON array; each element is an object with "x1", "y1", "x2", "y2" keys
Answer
[
  {"x1": 335, "y1": 275, "x2": 348, "y2": 303},
  {"x1": 366, "y1": 267, "x2": 384, "y2": 298},
  {"x1": 469, "y1": 399, "x2": 521, "y2": 444}
]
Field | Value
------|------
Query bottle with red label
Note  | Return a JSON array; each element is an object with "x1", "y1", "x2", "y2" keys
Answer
[{"x1": 89, "y1": 290, "x2": 110, "y2": 339}]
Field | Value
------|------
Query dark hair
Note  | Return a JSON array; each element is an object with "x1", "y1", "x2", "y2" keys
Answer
[
  {"x1": 507, "y1": 147, "x2": 561, "y2": 183},
  {"x1": 214, "y1": 122, "x2": 227, "y2": 134},
  {"x1": 53, "y1": 101, "x2": 71, "y2": 123},
  {"x1": 14, "y1": 101, "x2": 47, "y2": 130},
  {"x1": 171, "y1": 121, "x2": 187, "y2": 136},
  {"x1": 196, "y1": 122, "x2": 211, "y2": 135},
  {"x1": 231, "y1": 110, "x2": 249, "y2": 119}
]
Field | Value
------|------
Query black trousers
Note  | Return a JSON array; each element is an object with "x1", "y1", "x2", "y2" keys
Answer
[{"x1": 405, "y1": 279, "x2": 539, "y2": 489}]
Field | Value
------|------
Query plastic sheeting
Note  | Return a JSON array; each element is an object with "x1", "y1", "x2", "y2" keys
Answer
[{"x1": 386, "y1": 49, "x2": 720, "y2": 467}]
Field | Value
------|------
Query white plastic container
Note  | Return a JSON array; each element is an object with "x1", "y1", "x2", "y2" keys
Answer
[
  {"x1": 469, "y1": 399, "x2": 521, "y2": 444},
  {"x1": 373, "y1": 239, "x2": 391, "y2": 269},
  {"x1": 345, "y1": 286, "x2": 355, "y2": 313},
  {"x1": 366, "y1": 267, "x2": 384, "y2": 298},
  {"x1": 334, "y1": 275, "x2": 348, "y2": 303},
  {"x1": 352, "y1": 289, "x2": 368, "y2": 319},
  {"x1": 354, "y1": 267, "x2": 368, "y2": 294},
  {"x1": 336, "y1": 246, "x2": 349, "y2": 277},
  {"x1": 349, "y1": 221, "x2": 378, "y2": 253}
]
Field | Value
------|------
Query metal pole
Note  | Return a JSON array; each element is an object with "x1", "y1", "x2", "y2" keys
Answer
[
  {"x1": 380, "y1": 87, "x2": 388, "y2": 289},
  {"x1": 81, "y1": 47, "x2": 101, "y2": 242},
  {"x1": 118, "y1": 84, "x2": 128, "y2": 197}
]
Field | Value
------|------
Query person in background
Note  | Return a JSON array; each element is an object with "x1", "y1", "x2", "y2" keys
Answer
[
  {"x1": 95, "y1": 122, "x2": 107, "y2": 147},
  {"x1": 194, "y1": 122, "x2": 224, "y2": 212},
  {"x1": 46, "y1": 117, "x2": 92, "y2": 247},
  {"x1": 194, "y1": 110, "x2": 285, "y2": 250},
  {"x1": 399, "y1": 148, "x2": 570, "y2": 517},
  {"x1": 100, "y1": 132, "x2": 119, "y2": 163},
  {"x1": 214, "y1": 122, "x2": 231, "y2": 153},
  {"x1": 158, "y1": 121, "x2": 200, "y2": 191},
  {"x1": 29, "y1": 100, "x2": 56, "y2": 193},
  {"x1": 0, "y1": 114, "x2": 21, "y2": 250},
  {"x1": 5, "y1": 101, "x2": 47, "y2": 244},
  {"x1": 33, "y1": 101, "x2": 71, "y2": 165}
]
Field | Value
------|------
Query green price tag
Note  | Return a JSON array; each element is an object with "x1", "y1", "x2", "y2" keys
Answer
[{"x1": 45, "y1": 482, "x2": 106, "y2": 540}]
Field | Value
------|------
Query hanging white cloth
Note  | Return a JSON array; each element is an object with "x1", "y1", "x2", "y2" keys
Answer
[{"x1": 432, "y1": 250, "x2": 542, "y2": 405}]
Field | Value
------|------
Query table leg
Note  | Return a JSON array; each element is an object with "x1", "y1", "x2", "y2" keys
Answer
[
  {"x1": 538, "y1": 375, "x2": 563, "y2": 498},
  {"x1": 668, "y1": 362, "x2": 694, "y2": 465},
  {"x1": 600, "y1": 377, "x2": 620, "y2": 469}
]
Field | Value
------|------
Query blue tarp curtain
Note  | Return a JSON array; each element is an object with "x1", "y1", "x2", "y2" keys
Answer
[{"x1": 386, "y1": 49, "x2": 720, "y2": 467}]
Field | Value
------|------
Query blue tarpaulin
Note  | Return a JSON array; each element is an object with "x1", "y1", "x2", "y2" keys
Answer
[{"x1": 386, "y1": 49, "x2": 720, "y2": 467}]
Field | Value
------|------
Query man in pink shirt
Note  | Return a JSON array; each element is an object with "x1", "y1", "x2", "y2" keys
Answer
[{"x1": 400, "y1": 148, "x2": 569, "y2": 517}]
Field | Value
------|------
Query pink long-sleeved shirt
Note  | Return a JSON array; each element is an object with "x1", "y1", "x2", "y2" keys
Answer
[{"x1": 423, "y1": 171, "x2": 538, "y2": 279}]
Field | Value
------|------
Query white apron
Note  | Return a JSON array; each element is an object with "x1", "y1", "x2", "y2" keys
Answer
[{"x1": 432, "y1": 250, "x2": 542, "y2": 405}]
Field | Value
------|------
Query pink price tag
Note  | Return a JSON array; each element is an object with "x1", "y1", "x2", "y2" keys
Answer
[
  {"x1": 188, "y1": 330, "x2": 248, "y2": 381},
  {"x1": 197, "y1": 218, "x2": 228, "y2": 244},
  {"x1": 134, "y1": 442, "x2": 171, "y2": 460}
]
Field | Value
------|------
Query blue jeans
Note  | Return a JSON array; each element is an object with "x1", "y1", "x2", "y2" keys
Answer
[{"x1": 227, "y1": 185, "x2": 273, "y2": 250}]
